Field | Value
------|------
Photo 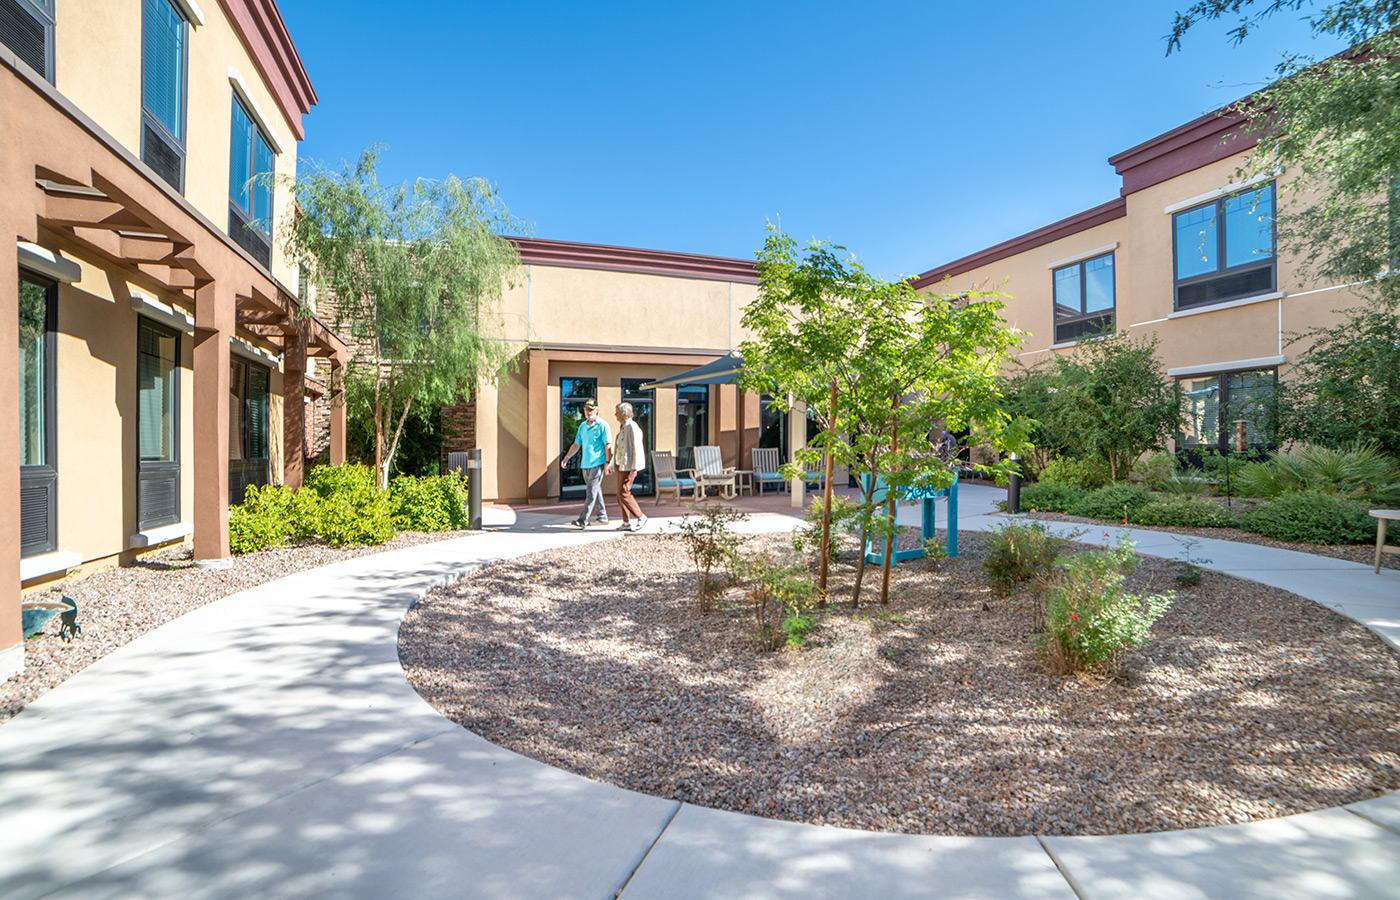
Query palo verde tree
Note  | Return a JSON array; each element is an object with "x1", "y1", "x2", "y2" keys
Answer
[
  {"x1": 1168, "y1": 0, "x2": 1400, "y2": 309},
  {"x1": 281, "y1": 148, "x2": 524, "y2": 487},
  {"x1": 739, "y1": 228, "x2": 1028, "y2": 608}
]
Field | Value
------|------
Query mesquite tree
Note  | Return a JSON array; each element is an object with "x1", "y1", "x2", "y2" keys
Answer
[{"x1": 281, "y1": 148, "x2": 523, "y2": 486}]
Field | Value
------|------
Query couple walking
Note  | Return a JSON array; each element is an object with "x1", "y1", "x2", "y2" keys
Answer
[{"x1": 560, "y1": 400, "x2": 648, "y2": 532}]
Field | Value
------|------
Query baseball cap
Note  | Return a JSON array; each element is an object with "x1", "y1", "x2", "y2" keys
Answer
[{"x1": 583, "y1": 399, "x2": 598, "y2": 410}]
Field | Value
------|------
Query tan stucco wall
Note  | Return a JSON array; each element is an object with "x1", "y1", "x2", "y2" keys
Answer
[{"x1": 53, "y1": 0, "x2": 300, "y2": 286}]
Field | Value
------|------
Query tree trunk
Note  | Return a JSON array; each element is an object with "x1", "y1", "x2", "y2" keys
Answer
[
  {"x1": 880, "y1": 396, "x2": 897, "y2": 604},
  {"x1": 817, "y1": 378, "x2": 837, "y2": 608},
  {"x1": 383, "y1": 396, "x2": 415, "y2": 487},
  {"x1": 373, "y1": 376, "x2": 384, "y2": 485}
]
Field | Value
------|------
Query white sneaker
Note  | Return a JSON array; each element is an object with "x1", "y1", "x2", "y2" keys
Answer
[
  {"x1": 617, "y1": 522, "x2": 632, "y2": 531},
  {"x1": 632, "y1": 516, "x2": 648, "y2": 532}
]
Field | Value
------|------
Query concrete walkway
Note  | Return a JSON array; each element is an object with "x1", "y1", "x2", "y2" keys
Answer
[{"x1": 1, "y1": 485, "x2": 1397, "y2": 899}]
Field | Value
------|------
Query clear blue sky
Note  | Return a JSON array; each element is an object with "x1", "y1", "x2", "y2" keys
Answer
[{"x1": 279, "y1": 1, "x2": 1340, "y2": 280}]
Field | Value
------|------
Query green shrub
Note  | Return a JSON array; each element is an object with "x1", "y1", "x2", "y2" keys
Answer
[
  {"x1": 1019, "y1": 483, "x2": 1088, "y2": 514},
  {"x1": 735, "y1": 551, "x2": 817, "y2": 650},
  {"x1": 389, "y1": 473, "x2": 469, "y2": 532},
  {"x1": 1131, "y1": 496, "x2": 1236, "y2": 529},
  {"x1": 229, "y1": 484, "x2": 296, "y2": 554},
  {"x1": 792, "y1": 495, "x2": 859, "y2": 567},
  {"x1": 1039, "y1": 456, "x2": 1110, "y2": 489},
  {"x1": 1239, "y1": 491, "x2": 1378, "y2": 545},
  {"x1": 1158, "y1": 470, "x2": 1210, "y2": 496},
  {"x1": 981, "y1": 521, "x2": 1080, "y2": 595},
  {"x1": 300, "y1": 464, "x2": 397, "y2": 547},
  {"x1": 1236, "y1": 443, "x2": 1400, "y2": 505},
  {"x1": 1134, "y1": 452, "x2": 1176, "y2": 491},
  {"x1": 1036, "y1": 538, "x2": 1173, "y2": 677},
  {"x1": 674, "y1": 503, "x2": 749, "y2": 612},
  {"x1": 1071, "y1": 483, "x2": 1152, "y2": 521}
]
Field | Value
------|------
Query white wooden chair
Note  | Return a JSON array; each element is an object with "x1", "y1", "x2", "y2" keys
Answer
[
  {"x1": 693, "y1": 445, "x2": 737, "y2": 499},
  {"x1": 751, "y1": 447, "x2": 786, "y2": 494},
  {"x1": 651, "y1": 450, "x2": 698, "y2": 505}
]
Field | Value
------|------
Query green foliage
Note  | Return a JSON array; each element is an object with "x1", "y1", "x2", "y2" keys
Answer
[
  {"x1": 1036, "y1": 538, "x2": 1173, "y2": 677},
  {"x1": 1002, "y1": 335, "x2": 1182, "y2": 482},
  {"x1": 1071, "y1": 483, "x2": 1152, "y2": 521},
  {"x1": 282, "y1": 147, "x2": 524, "y2": 487},
  {"x1": 300, "y1": 464, "x2": 397, "y2": 547},
  {"x1": 1240, "y1": 490, "x2": 1379, "y2": 544},
  {"x1": 734, "y1": 551, "x2": 818, "y2": 650},
  {"x1": 1170, "y1": 536, "x2": 1212, "y2": 587},
  {"x1": 1135, "y1": 452, "x2": 1177, "y2": 491},
  {"x1": 349, "y1": 404, "x2": 444, "y2": 476},
  {"x1": 1132, "y1": 496, "x2": 1236, "y2": 529},
  {"x1": 229, "y1": 484, "x2": 296, "y2": 553},
  {"x1": 981, "y1": 521, "x2": 1080, "y2": 595},
  {"x1": 673, "y1": 503, "x2": 749, "y2": 611},
  {"x1": 921, "y1": 538, "x2": 950, "y2": 569},
  {"x1": 1039, "y1": 456, "x2": 1110, "y2": 489},
  {"x1": 792, "y1": 495, "x2": 859, "y2": 567},
  {"x1": 388, "y1": 472, "x2": 469, "y2": 532},
  {"x1": 1018, "y1": 482, "x2": 1088, "y2": 513},
  {"x1": 1236, "y1": 442, "x2": 1400, "y2": 505}
]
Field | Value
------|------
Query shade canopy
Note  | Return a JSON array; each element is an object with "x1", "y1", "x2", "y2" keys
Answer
[{"x1": 641, "y1": 353, "x2": 743, "y2": 390}]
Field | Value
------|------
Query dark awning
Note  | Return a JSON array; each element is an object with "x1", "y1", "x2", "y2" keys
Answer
[{"x1": 641, "y1": 353, "x2": 743, "y2": 390}]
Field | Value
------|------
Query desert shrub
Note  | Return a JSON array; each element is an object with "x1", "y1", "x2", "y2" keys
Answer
[
  {"x1": 1019, "y1": 483, "x2": 1088, "y2": 514},
  {"x1": 1071, "y1": 483, "x2": 1152, "y2": 522},
  {"x1": 673, "y1": 503, "x2": 748, "y2": 612},
  {"x1": 229, "y1": 483, "x2": 296, "y2": 554},
  {"x1": 1134, "y1": 452, "x2": 1176, "y2": 491},
  {"x1": 1235, "y1": 443, "x2": 1400, "y2": 506},
  {"x1": 981, "y1": 521, "x2": 1080, "y2": 595},
  {"x1": 299, "y1": 464, "x2": 397, "y2": 547},
  {"x1": 1239, "y1": 491, "x2": 1378, "y2": 545},
  {"x1": 1158, "y1": 470, "x2": 1210, "y2": 496},
  {"x1": 1039, "y1": 457, "x2": 1110, "y2": 490},
  {"x1": 791, "y1": 495, "x2": 859, "y2": 567},
  {"x1": 389, "y1": 473, "x2": 468, "y2": 532},
  {"x1": 1131, "y1": 496, "x2": 1236, "y2": 529},
  {"x1": 734, "y1": 551, "x2": 817, "y2": 650},
  {"x1": 1036, "y1": 538, "x2": 1173, "y2": 677}
]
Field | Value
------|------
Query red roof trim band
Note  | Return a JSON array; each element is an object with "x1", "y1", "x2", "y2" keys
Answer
[
  {"x1": 510, "y1": 237, "x2": 759, "y2": 284},
  {"x1": 218, "y1": 0, "x2": 317, "y2": 142}
]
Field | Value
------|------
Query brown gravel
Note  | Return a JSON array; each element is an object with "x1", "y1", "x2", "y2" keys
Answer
[
  {"x1": 400, "y1": 530, "x2": 1400, "y2": 837},
  {"x1": 3, "y1": 530, "x2": 476, "y2": 723}
]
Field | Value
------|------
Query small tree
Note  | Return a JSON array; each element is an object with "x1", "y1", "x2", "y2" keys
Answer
[
  {"x1": 282, "y1": 148, "x2": 524, "y2": 487},
  {"x1": 1008, "y1": 335, "x2": 1182, "y2": 483},
  {"x1": 740, "y1": 229, "x2": 1028, "y2": 607}
]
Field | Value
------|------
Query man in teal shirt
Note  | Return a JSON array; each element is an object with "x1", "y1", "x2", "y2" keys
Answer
[{"x1": 560, "y1": 399, "x2": 612, "y2": 527}]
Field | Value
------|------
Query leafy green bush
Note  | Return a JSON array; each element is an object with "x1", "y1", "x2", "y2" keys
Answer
[
  {"x1": 1039, "y1": 456, "x2": 1109, "y2": 490},
  {"x1": 299, "y1": 464, "x2": 397, "y2": 547},
  {"x1": 1131, "y1": 496, "x2": 1236, "y2": 529},
  {"x1": 674, "y1": 503, "x2": 749, "y2": 612},
  {"x1": 1019, "y1": 483, "x2": 1088, "y2": 514},
  {"x1": 229, "y1": 484, "x2": 297, "y2": 553},
  {"x1": 1036, "y1": 538, "x2": 1173, "y2": 677},
  {"x1": 1134, "y1": 452, "x2": 1176, "y2": 491},
  {"x1": 1236, "y1": 443, "x2": 1400, "y2": 505},
  {"x1": 1072, "y1": 483, "x2": 1152, "y2": 521},
  {"x1": 792, "y1": 495, "x2": 859, "y2": 567},
  {"x1": 981, "y1": 521, "x2": 1079, "y2": 595},
  {"x1": 1239, "y1": 491, "x2": 1378, "y2": 544},
  {"x1": 388, "y1": 473, "x2": 469, "y2": 532},
  {"x1": 735, "y1": 551, "x2": 817, "y2": 650}
]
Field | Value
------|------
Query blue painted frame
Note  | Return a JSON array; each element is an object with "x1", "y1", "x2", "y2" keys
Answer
[{"x1": 860, "y1": 471, "x2": 959, "y2": 565}]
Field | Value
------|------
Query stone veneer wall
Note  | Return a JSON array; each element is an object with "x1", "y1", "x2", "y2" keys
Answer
[{"x1": 439, "y1": 394, "x2": 477, "y2": 476}]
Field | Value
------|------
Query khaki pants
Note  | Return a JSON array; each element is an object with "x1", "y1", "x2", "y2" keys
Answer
[{"x1": 616, "y1": 469, "x2": 643, "y2": 522}]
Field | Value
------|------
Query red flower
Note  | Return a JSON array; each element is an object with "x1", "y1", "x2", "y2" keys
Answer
[{"x1": 1070, "y1": 614, "x2": 1079, "y2": 620}]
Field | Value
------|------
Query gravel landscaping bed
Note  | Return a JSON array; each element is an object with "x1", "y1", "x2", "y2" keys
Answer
[
  {"x1": 3, "y1": 530, "x2": 475, "y2": 723},
  {"x1": 401, "y1": 530, "x2": 1400, "y2": 837}
]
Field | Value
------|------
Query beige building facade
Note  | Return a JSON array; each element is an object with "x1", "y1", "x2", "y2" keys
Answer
[{"x1": 2, "y1": 0, "x2": 347, "y2": 680}]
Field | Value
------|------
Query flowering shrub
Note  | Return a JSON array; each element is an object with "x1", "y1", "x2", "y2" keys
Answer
[{"x1": 1036, "y1": 538, "x2": 1173, "y2": 677}]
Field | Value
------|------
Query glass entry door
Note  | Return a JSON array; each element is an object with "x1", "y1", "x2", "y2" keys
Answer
[
  {"x1": 622, "y1": 378, "x2": 655, "y2": 496},
  {"x1": 559, "y1": 376, "x2": 596, "y2": 500},
  {"x1": 675, "y1": 383, "x2": 708, "y2": 472}
]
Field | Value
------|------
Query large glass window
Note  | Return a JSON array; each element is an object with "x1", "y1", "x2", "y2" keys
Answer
[
  {"x1": 1052, "y1": 252, "x2": 1115, "y2": 343},
  {"x1": 675, "y1": 383, "x2": 708, "y2": 472},
  {"x1": 19, "y1": 274, "x2": 56, "y2": 556},
  {"x1": 229, "y1": 358, "x2": 270, "y2": 504},
  {"x1": 1178, "y1": 367, "x2": 1276, "y2": 459},
  {"x1": 0, "y1": 0, "x2": 55, "y2": 83},
  {"x1": 141, "y1": 0, "x2": 187, "y2": 191},
  {"x1": 559, "y1": 376, "x2": 596, "y2": 500},
  {"x1": 137, "y1": 318, "x2": 180, "y2": 528},
  {"x1": 622, "y1": 378, "x2": 655, "y2": 496},
  {"x1": 1173, "y1": 183, "x2": 1275, "y2": 310},
  {"x1": 228, "y1": 95, "x2": 275, "y2": 268}
]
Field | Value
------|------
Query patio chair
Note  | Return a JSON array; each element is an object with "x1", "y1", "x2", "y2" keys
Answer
[
  {"x1": 751, "y1": 447, "x2": 787, "y2": 494},
  {"x1": 652, "y1": 450, "x2": 699, "y2": 505},
  {"x1": 805, "y1": 453, "x2": 827, "y2": 490},
  {"x1": 693, "y1": 445, "x2": 738, "y2": 499}
]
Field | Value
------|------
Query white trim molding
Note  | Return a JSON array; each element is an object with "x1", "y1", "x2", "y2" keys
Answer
[
  {"x1": 228, "y1": 67, "x2": 284, "y2": 154},
  {"x1": 1167, "y1": 291, "x2": 1285, "y2": 320},
  {"x1": 129, "y1": 522, "x2": 193, "y2": 550},
  {"x1": 1168, "y1": 355, "x2": 1286, "y2": 378},
  {"x1": 173, "y1": 0, "x2": 205, "y2": 27},
  {"x1": 18, "y1": 241, "x2": 81, "y2": 283},
  {"x1": 1164, "y1": 170, "x2": 1278, "y2": 215},
  {"x1": 130, "y1": 289, "x2": 195, "y2": 332},
  {"x1": 1047, "y1": 242, "x2": 1118, "y2": 269},
  {"x1": 20, "y1": 550, "x2": 81, "y2": 582},
  {"x1": 231, "y1": 336, "x2": 280, "y2": 366}
]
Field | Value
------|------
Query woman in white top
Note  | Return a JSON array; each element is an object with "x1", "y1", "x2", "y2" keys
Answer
[{"x1": 608, "y1": 402, "x2": 648, "y2": 531}]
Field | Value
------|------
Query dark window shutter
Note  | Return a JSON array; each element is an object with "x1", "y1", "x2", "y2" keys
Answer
[
  {"x1": 142, "y1": 123, "x2": 184, "y2": 192},
  {"x1": 1176, "y1": 265, "x2": 1274, "y2": 310},
  {"x1": 228, "y1": 203, "x2": 272, "y2": 269},
  {"x1": 0, "y1": 0, "x2": 47, "y2": 80}
]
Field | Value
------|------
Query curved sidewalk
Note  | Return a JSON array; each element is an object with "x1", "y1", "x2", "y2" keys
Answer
[{"x1": 0, "y1": 486, "x2": 1395, "y2": 899}]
